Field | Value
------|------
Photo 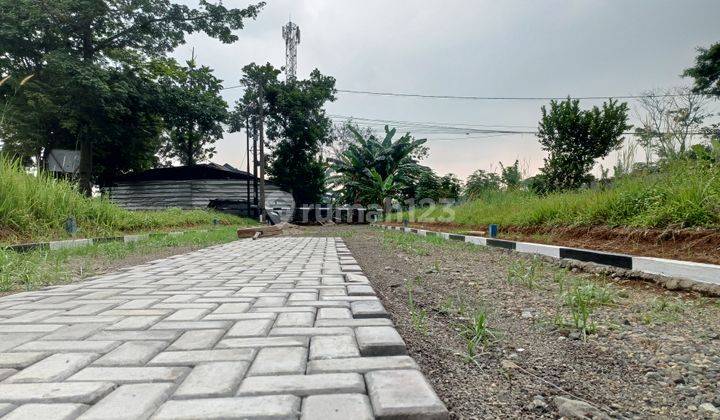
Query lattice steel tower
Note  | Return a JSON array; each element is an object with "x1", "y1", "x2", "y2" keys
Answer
[{"x1": 282, "y1": 20, "x2": 300, "y2": 81}]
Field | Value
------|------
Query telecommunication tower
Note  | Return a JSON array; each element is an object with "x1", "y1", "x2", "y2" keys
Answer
[{"x1": 282, "y1": 20, "x2": 300, "y2": 81}]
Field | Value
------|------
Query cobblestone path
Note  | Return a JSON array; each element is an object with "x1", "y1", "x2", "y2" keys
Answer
[{"x1": 0, "y1": 237, "x2": 448, "y2": 419}]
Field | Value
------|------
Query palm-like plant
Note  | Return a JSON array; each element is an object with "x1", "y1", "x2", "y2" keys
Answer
[{"x1": 329, "y1": 125, "x2": 427, "y2": 210}]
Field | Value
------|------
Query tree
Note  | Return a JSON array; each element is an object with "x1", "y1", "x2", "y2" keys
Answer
[
  {"x1": 634, "y1": 87, "x2": 712, "y2": 162},
  {"x1": 330, "y1": 126, "x2": 428, "y2": 208},
  {"x1": 536, "y1": 98, "x2": 630, "y2": 192},
  {"x1": 0, "y1": 0, "x2": 264, "y2": 194},
  {"x1": 439, "y1": 173, "x2": 462, "y2": 201},
  {"x1": 464, "y1": 169, "x2": 501, "y2": 199},
  {"x1": 158, "y1": 59, "x2": 227, "y2": 166},
  {"x1": 414, "y1": 170, "x2": 441, "y2": 203},
  {"x1": 499, "y1": 160, "x2": 522, "y2": 189},
  {"x1": 230, "y1": 64, "x2": 336, "y2": 206},
  {"x1": 684, "y1": 42, "x2": 720, "y2": 96}
]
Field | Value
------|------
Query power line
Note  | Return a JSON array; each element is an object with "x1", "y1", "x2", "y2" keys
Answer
[{"x1": 335, "y1": 89, "x2": 689, "y2": 101}]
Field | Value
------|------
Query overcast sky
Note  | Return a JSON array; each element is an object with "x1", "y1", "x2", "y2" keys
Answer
[{"x1": 174, "y1": 0, "x2": 719, "y2": 180}]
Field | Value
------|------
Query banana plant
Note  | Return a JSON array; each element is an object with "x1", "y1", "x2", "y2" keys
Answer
[{"x1": 328, "y1": 124, "x2": 427, "y2": 206}]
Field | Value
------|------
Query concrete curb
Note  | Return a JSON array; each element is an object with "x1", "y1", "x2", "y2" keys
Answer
[
  {"x1": 3, "y1": 230, "x2": 199, "y2": 254},
  {"x1": 378, "y1": 224, "x2": 720, "y2": 287}
]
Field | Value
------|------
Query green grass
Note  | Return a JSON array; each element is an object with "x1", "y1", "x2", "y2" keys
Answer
[
  {"x1": 0, "y1": 226, "x2": 240, "y2": 293},
  {"x1": 405, "y1": 161, "x2": 720, "y2": 229},
  {"x1": 0, "y1": 156, "x2": 256, "y2": 243}
]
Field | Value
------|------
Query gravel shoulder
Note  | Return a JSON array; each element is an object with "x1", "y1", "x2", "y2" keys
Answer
[{"x1": 296, "y1": 225, "x2": 720, "y2": 419}]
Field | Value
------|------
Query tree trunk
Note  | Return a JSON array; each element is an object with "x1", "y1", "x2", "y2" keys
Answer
[{"x1": 78, "y1": 133, "x2": 92, "y2": 196}]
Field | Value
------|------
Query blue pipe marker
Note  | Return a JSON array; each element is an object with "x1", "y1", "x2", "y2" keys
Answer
[{"x1": 488, "y1": 224, "x2": 498, "y2": 238}]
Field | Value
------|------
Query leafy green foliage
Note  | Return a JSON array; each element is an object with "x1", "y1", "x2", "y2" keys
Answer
[
  {"x1": 684, "y1": 42, "x2": 720, "y2": 96},
  {"x1": 536, "y1": 98, "x2": 630, "y2": 193},
  {"x1": 500, "y1": 160, "x2": 523, "y2": 189},
  {"x1": 158, "y1": 59, "x2": 228, "y2": 166},
  {"x1": 0, "y1": 0, "x2": 263, "y2": 191},
  {"x1": 330, "y1": 126, "x2": 428, "y2": 207},
  {"x1": 230, "y1": 63, "x2": 336, "y2": 205},
  {"x1": 464, "y1": 169, "x2": 501, "y2": 199}
]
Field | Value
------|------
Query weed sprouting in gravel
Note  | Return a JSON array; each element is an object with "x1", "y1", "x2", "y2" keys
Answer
[
  {"x1": 406, "y1": 285, "x2": 429, "y2": 335},
  {"x1": 459, "y1": 309, "x2": 497, "y2": 362},
  {"x1": 641, "y1": 296, "x2": 687, "y2": 324},
  {"x1": 506, "y1": 256, "x2": 543, "y2": 288},
  {"x1": 438, "y1": 294, "x2": 471, "y2": 317},
  {"x1": 556, "y1": 280, "x2": 618, "y2": 339}
]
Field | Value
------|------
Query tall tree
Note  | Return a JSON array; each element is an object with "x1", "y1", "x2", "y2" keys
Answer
[
  {"x1": 536, "y1": 98, "x2": 630, "y2": 193},
  {"x1": 684, "y1": 42, "x2": 720, "y2": 96},
  {"x1": 158, "y1": 59, "x2": 227, "y2": 166},
  {"x1": 0, "y1": 0, "x2": 264, "y2": 194}
]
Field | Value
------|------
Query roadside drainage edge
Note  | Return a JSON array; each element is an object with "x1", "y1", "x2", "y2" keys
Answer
[{"x1": 376, "y1": 224, "x2": 720, "y2": 293}]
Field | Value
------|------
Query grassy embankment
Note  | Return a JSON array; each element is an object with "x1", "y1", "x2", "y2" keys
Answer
[
  {"x1": 406, "y1": 162, "x2": 720, "y2": 230},
  {"x1": 0, "y1": 156, "x2": 256, "y2": 244}
]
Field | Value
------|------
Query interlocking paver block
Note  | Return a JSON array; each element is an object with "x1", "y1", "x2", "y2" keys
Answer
[
  {"x1": 217, "y1": 336, "x2": 308, "y2": 349},
  {"x1": 0, "y1": 352, "x2": 47, "y2": 369},
  {"x1": 366, "y1": 369, "x2": 449, "y2": 419},
  {"x1": 148, "y1": 349, "x2": 256, "y2": 366},
  {"x1": 13, "y1": 340, "x2": 120, "y2": 353},
  {"x1": 68, "y1": 366, "x2": 188, "y2": 383},
  {"x1": 237, "y1": 373, "x2": 365, "y2": 396},
  {"x1": 307, "y1": 356, "x2": 419, "y2": 374},
  {"x1": 0, "y1": 237, "x2": 445, "y2": 420},
  {"x1": 93, "y1": 341, "x2": 167, "y2": 366},
  {"x1": 247, "y1": 347, "x2": 307, "y2": 376},
  {"x1": 152, "y1": 395, "x2": 301, "y2": 420},
  {"x1": 310, "y1": 335, "x2": 360, "y2": 360},
  {"x1": 168, "y1": 329, "x2": 225, "y2": 351},
  {"x1": 173, "y1": 361, "x2": 248, "y2": 399},
  {"x1": 2, "y1": 403, "x2": 88, "y2": 420},
  {"x1": 301, "y1": 393, "x2": 374, "y2": 420},
  {"x1": 355, "y1": 326, "x2": 408, "y2": 356},
  {"x1": 351, "y1": 300, "x2": 389, "y2": 319},
  {"x1": 78, "y1": 383, "x2": 174, "y2": 420},
  {"x1": 316, "y1": 308, "x2": 352, "y2": 320},
  {"x1": 0, "y1": 382, "x2": 115, "y2": 404},
  {"x1": 274, "y1": 312, "x2": 315, "y2": 327},
  {"x1": 5, "y1": 353, "x2": 98, "y2": 383},
  {"x1": 225, "y1": 319, "x2": 274, "y2": 337}
]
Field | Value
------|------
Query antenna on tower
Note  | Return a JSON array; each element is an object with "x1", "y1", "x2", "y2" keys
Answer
[{"x1": 282, "y1": 20, "x2": 300, "y2": 81}]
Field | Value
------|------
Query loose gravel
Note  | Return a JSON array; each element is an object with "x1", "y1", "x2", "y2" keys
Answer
[{"x1": 298, "y1": 225, "x2": 720, "y2": 419}]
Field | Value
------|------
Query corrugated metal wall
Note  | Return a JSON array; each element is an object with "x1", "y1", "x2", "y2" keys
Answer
[{"x1": 107, "y1": 180, "x2": 294, "y2": 216}]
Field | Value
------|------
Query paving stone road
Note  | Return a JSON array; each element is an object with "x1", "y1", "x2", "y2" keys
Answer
[{"x1": 0, "y1": 237, "x2": 448, "y2": 419}]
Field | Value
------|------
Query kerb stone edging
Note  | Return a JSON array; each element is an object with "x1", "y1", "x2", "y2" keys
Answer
[
  {"x1": 4, "y1": 231, "x2": 189, "y2": 254},
  {"x1": 378, "y1": 225, "x2": 720, "y2": 293}
]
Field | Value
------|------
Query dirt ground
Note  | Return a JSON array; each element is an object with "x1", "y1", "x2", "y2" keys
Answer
[
  {"x1": 384, "y1": 221, "x2": 720, "y2": 266},
  {"x1": 297, "y1": 225, "x2": 720, "y2": 419}
]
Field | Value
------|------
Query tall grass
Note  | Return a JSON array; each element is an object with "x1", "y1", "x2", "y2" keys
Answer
[
  {"x1": 407, "y1": 161, "x2": 720, "y2": 229},
  {"x1": 0, "y1": 156, "x2": 255, "y2": 243}
]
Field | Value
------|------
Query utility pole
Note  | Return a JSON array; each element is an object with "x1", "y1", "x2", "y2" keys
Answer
[
  {"x1": 252, "y1": 125, "x2": 259, "y2": 218},
  {"x1": 258, "y1": 86, "x2": 266, "y2": 222},
  {"x1": 282, "y1": 20, "x2": 300, "y2": 81},
  {"x1": 245, "y1": 116, "x2": 251, "y2": 218}
]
